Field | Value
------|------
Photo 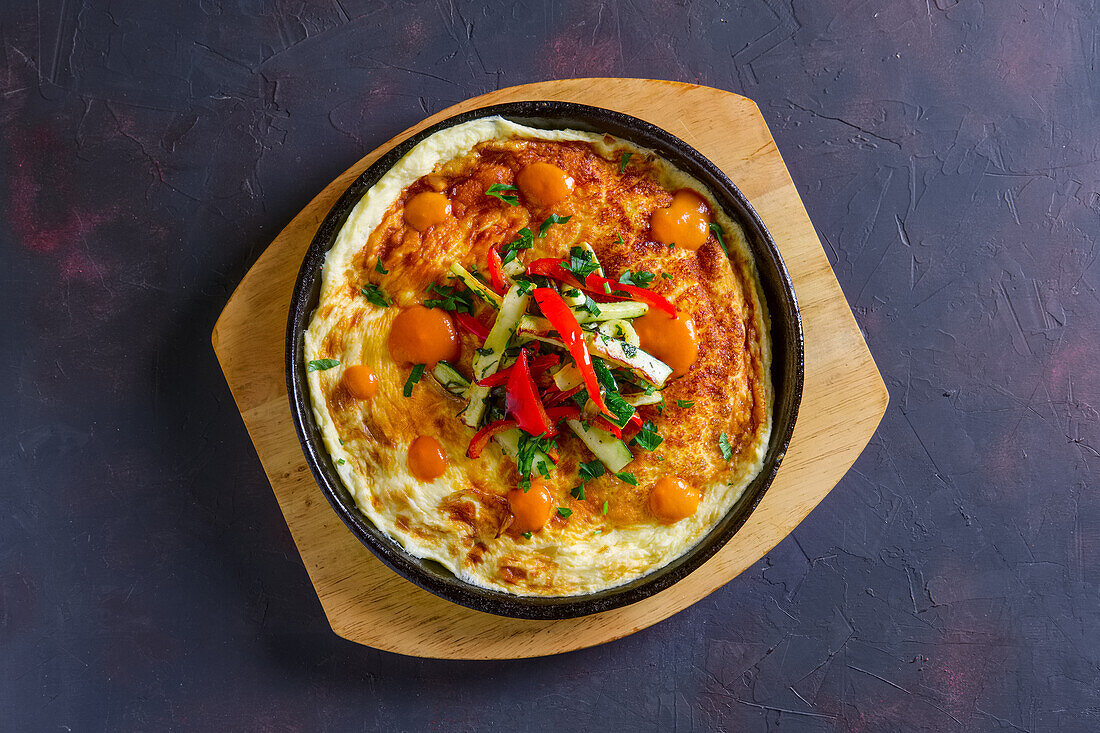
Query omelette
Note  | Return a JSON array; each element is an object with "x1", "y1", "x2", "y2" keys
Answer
[{"x1": 303, "y1": 117, "x2": 772, "y2": 596}]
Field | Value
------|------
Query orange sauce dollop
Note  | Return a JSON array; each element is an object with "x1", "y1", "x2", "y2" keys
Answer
[
  {"x1": 633, "y1": 310, "x2": 698, "y2": 378},
  {"x1": 387, "y1": 306, "x2": 459, "y2": 366},
  {"x1": 648, "y1": 477, "x2": 701, "y2": 523},
  {"x1": 650, "y1": 189, "x2": 710, "y2": 250},
  {"x1": 403, "y1": 191, "x2": 451, "y2": 231},
  {"x1": 342, "y1": 365, "x2": 379, "y2": 399},
  {"x1": 516, "y1": 162, "x2": 574, "y2": 207},
  {"x1": 507, "y1": 479, "x2": 555, "y2": 534},
  {"x1": 408, "y1": 436, "x2": 448, "y2": 481}
]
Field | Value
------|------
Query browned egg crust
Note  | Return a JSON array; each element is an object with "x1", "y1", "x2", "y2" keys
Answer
[{"x1": 313, "y1": 136, "x2": 767, "y2": 591}]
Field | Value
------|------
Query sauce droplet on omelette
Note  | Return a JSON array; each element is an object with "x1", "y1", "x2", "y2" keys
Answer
[
  {"x1": 632, "y1": 310, "x2": 698, "y2": 378},
  {"x1": 403, "y1": 191, "x2": 452, "y2": 231},
  {"x1": 407, "y1": 436, "x2": 448, "y2": 481},
  {"x1": 650, "y1": 188, "x2": 710, "y2": 250},
  {"x1": 387, "y1": 306, "x2": 459, "y2": 366},
  {"x1": 517, "y1": 162, "x2": 574, "y2": 207},
  {"x1": 648, "y1": 476, "x2": 702, "y2": 522},
  {"x1": 506, "y1": 480, "x2": 555, "y2": 534},
  {"x1": 342, "y1": 365, "x2": 379, "y2": 400}
]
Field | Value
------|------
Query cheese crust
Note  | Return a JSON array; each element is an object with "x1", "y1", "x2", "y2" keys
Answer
[{"x1": 304, "y1": 118, "x2": 772, "y2": 596}]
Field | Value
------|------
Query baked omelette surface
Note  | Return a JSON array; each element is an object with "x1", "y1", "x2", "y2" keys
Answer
[{"x1": 304, "y1": 118, "x2": 771, "y2": 596}]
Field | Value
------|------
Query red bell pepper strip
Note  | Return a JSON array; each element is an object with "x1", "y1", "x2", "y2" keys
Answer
[
  {"x1": 486, "y1": 248, "x2": 507, "y2": 295},
  {"x1": 526, "y1": 258, "x2": 677, "y2": 317},
  {"x1": 505, "y1": 349, "x2": 556, "y2": 437},
  {"x1": 531, "y1": 288, "x2": 610, "y2": 418},
  {"x1": 467, "y1": 419, "x2": 517, "y2": 458},
  {"x1": 455, "y1": 312, "x2": 490, "y2": 340},
  {"x1": 544, "y1": 384, "x2": 583, "y2": 407}
]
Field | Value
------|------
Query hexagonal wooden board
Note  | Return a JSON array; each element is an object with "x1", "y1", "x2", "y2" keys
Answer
[{"x1": 211, "y1": 78, "x2": 888, "y2": 659}]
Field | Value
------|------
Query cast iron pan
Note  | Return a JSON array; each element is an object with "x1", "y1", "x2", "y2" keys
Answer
[{"x1": 287, "y1": 101, "x2": 804, "y2": 620}]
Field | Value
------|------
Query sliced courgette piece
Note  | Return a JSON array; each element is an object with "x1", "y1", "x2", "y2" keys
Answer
[
  {"x1": 449, "y1": 262, "x2": 503, "y2": 309},
  {"x1": 565, "y1": 419, "x2": 633, "y2": 473},
  {"x1": 463, "y1": 283, "x2": 531, "y2": 427}
]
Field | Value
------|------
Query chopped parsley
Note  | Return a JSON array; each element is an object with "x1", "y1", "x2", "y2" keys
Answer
[
  {"x1": 676, "y1": 399, "x2": 695, "y2": 409},
  {"x1": 570, "y1": 485, "x2": 586, "y2": 500},
  {"x1": 486, "y1": 183, "x2": 519, "y2": 205},
  {"x1": 661, "y1": 272, "x2": 673, "y2": 281},
  {"x1": 719, "y1": 432, "x2": 733, "y2": 460},
  {"x1": 557, "y1": 507, "x2": 573, "y2": 518},
  {"x1": 615, "y1": 234, "x2": 624, "y2": 245},
  {"x1": 307, "y1": 359, "x2": 340, "y2": 372},
  {"x1": 615, "y1": 471, "x2": 638, "y2": 486},
  {"x1": 582, "y1": 294, "x2": 602, "y2": 317},
  {"x1": 360, "y1": 284, "x2": 391, "y2": 308},
  {"x1": 621, "y1": 342, "x2": 638, "y2": 359},
  {"x1": 710, "y1": 223, "x2": 729, "y2": 256},
  {"x1": 602, "y1": 500, "x2": 609, "y2": 515},
  {"x1": 424, "y1": 282, "x2": 475, "y2": 314},
  {"x1": 618, "y1": 270, "x2": 655, "y2": 288},
  {"x1": 500, "y1": 227, "x2": 534, "y2": 265},
  {"x1": 579, "y1": 459, "x2": 605, "y2": 481},
  {"x1": 375, "y1": 256, "x2": 389, "y2": 274},
  {"x1": 403, "y1": 364, "x2": 426, "y2": 397},
  {"x1": 538, "y1": 214, "x2": 572, "y2": 238},
  {"x1": 522, "y1": 531, "x2": 532, "y2": 539},
  {"x1": 563, "y1": 246, "x2": 601, "y2": 282},
  {"x1": 619, "y1": 151, "x2": 631, "y2": 172},
  {"x1": 336, "y1": 458, "x2": 346, "y2": 465},
  {"x1": 631, "y1": 421, "x2": 663, "y2": 451},
  {"x1": 516, "y1": 433, "x2": 558, "y2": 490}
]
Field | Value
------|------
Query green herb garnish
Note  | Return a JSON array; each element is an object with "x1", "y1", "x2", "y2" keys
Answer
[
  {"x1": 709, "y1": 223, "x2": 729, "y2": 256},
  {"x1": 582, "y1": 295, "x2": 602, "y2": 317},
  {"x1": 615, "y1": 234, "x2": 624, "y2": 245},
  {"x1": 661, "y1": 272, "x2": 673, "y2": 281},
  {"x1": 621, "y1": 342, "x2": 638, "y2": 359},
  {"x1": 563, "y1": 246, "x2": 601, "y2": 282},
  {"x1": 403, "y1": 364, "x2": 426, "y2": 397},
  {"x1": 619, "y1": 151, "x2": 631, "y2": 172},
  {"x1": 570, "y1": 485, "x2": 586, "y2": 500},
  {"x1": 522, "y1": 531, "x2": 532, "y2": 539},
  {"x1": 360, "y1": 284, "x2": 391, "y2": 307},
  {"x1": 618, "y1": 270, "x2": 655, "y2": 288},
  {"x1": 538, "y1": 214, "x2": 572, "y2": 237},
  {"x1": 336, "y1": 458, "x2": 346, "y2": 465},
  {"x1": 557, "y1": 507, "x2": 573, "y2": 518},
  {"x1": 602, "y1": 500, "x2": 610, "y2": 515},
  {"x1": 579, "y1": 459, "x2": 605, "y2": 481},
  {"x1": 307, "y1": 359, "x2": 340, "y2": 372},
  {"x1": 615, "y1": 471, "x2": 638, "y2": 486},
  {"x1": 424, "y1": 281, "x2": 475, "y2": 314},
  {"x1": 719, "y1": 432, "x2": 733, "y2": 460},
  {"x1": 676, "y1": 399, "x2": 695, "y2": 409},
  {"x1": 632, "y1": 421, "x2": 663, "y2": 451},
  {"x1": 375, "y1": 257, "x2": 389, "y2": 274},
  {"x1": 500, "y1": 227, "x2": 534, "y2": 265},
  {"x1": 486, "y1": 183, "x2": 519, "y2": 205}
]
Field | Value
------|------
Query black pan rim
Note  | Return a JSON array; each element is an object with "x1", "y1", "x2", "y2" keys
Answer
[{"x1": 286, "y1": 100, "x2": 805, "y2": 620}]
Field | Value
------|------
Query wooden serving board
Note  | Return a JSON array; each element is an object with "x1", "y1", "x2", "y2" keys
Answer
[{"x1": 211, "y1": 78, "x2": 888, "y2": 659}]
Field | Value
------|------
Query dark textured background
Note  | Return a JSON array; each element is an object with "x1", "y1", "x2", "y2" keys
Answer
[{"x1": 2, "y1": 1, "x2": 1098, "y2": 730}]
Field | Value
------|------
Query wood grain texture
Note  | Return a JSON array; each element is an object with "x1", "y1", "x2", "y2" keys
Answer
[{"x1": 211, "y1": 78, "x2": 888, "y2": 659}]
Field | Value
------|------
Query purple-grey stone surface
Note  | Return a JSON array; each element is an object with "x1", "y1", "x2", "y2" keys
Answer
[{"x1": 2, "y1": 1, "x2": 1098, "y2": 730}]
